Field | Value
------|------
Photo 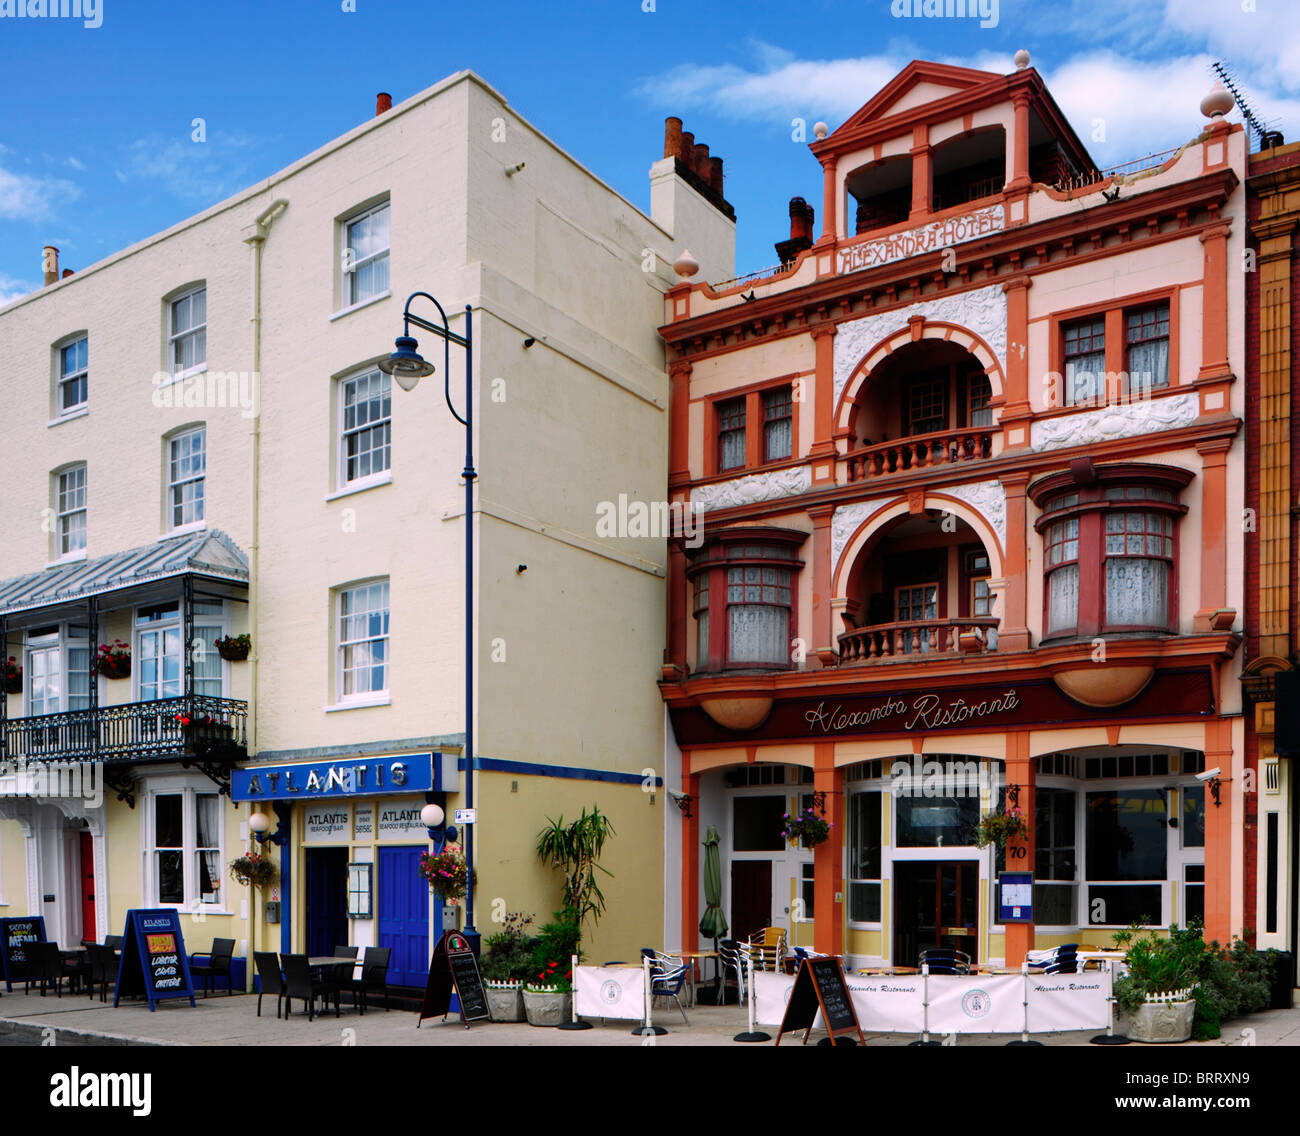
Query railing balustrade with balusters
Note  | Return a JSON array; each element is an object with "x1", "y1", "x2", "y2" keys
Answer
[
  {"x1": 2, "y1": 695, "x2": 248, "y2": 763},
  {"x1": 843, "y1": 427, "x2": 993, "y2": 482},
  {"x1": 837, "y1": 618, "x2": 999, "y2": 662}
]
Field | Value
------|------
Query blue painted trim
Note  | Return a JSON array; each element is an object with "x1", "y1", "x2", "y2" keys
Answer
[{"x1": 464, "y1": 756, "x2": 661, "y2": 787}]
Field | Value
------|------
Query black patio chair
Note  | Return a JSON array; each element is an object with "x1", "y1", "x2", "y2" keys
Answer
[
  {"x1": 85, "y1": 945, "x2": 117, "y2": 1003},
  {"x1": 281, "y1": 953, "x2": 331, "y2": 1022},
  {"x1": 347, "y1": 947, "x2": 391, "y2": 1014},
  {"x1": 103, "y1": 935, "x2": 123, "y2": 951},
  {"x1": 190, "y1": 938, "x2": 236, "y2": 997},
  {"x1": 253, "y1": 951, "x2": 285, "y2": 1019},
  {"x1": 919, "y1": 948, "x2": 971, "y2": 975},
  {"x1": 36, "y1": 942, "x2": 79, "y2": 998}
]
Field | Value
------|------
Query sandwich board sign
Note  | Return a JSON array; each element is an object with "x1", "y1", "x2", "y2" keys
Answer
[
  {"x1": 0, "y1": 916, "x2": 47, "y2": 991},
  {"x1": 114, "y1": 909, "x2": 197, "y2": 1010},
  {"x1": 418, "y1": 929, "x2": 489, "y2": 1028},
  {"x1": 775, "y1": 956, "x2": 866, "y2": 1046}
]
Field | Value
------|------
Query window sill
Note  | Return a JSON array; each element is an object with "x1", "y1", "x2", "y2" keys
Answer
[
  {"x1": 329, "y1": 291, "x2": 391, "y2": 322},
  {"x1": 159, "y1": 522, "x2": 207, "y2": 541},
  {"x1": 48, "y1": 407, "x2": 89, "y2": 428},
  {"x1": 48, "y1": 551, "x2": 88, "y2": 568},
  {"x1": 325, "y1": 473, "x2": 392, "y2": 502},
  {"x1": 324, "y1": 695, "x2": 391, "y2": 713},
  {"x1": 161, "y1": 365, "x2": 207, "y2": 387}
]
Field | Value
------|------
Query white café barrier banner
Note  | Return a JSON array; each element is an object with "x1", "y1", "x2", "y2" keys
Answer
[
  {"x1": 573, "y1": 966, "x2": 646, "y2": 1021},
  {"x1": 750, "y1": 965, "x2": 1113, "y2": 1035}
]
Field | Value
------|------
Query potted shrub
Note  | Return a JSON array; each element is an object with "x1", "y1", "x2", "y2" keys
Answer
[
  {"x1": 214, "y1": 634, "x2": 251, "y2": 661},
  {"x1": 480, "y1": 911, "x2": 536, "y2": 1022},
  {"x1": 3, "y1": 657, "x2": 21, "y2": 696},
  {"x1": 974, "y1": 806, "x2": 1030, "y2": 848},
  {"x1": 782, "y1": 807, "x2": 831, "y2": 848},
  {"x1": 1112, "y1": 923, "x2": 1201, "y2": 1043},
  {"x1": 96, "y1": 640, "x2": 131, "y2": 680},
  {"x1": 229, "y1": 851, "x2": 278, "y2": 889},
  {"x1": 522, "y1": 912, "x2": 580, "y2": 1026}
]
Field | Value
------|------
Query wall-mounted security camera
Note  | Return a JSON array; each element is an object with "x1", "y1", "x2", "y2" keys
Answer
[
  {"x1": 1195, "y1": 767, "x2": 1222, "y2": 783},
  {"x1": 505, "y1": 162, "x2": 526, "y2": 177},
  {"x1": 666, "y1": 788, "x2": 686, "y2": 802},
  {"x1": 522, "y1": 337, "x2": 536, "y2": 349}
]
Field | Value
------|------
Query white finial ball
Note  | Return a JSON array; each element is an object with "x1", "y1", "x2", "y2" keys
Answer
[
  {"x1": 1200, "y1": 80, "x2": 1235, "y2": 119},
  {"x1": 813, "y1": 121, "x2": 828, "y2": 140},
  {"x1": 673, "y1": 249, "x2": 700, "y2": 278},
  {"x1": 1014, "y1": 49, "x2": 1031, "y2": 71}
]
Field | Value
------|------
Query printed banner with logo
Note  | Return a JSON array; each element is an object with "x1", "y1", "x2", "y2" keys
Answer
[
  {"x1": 573, "y1": 966, "x2": 646, "y2": 1021},
  {"x1": 1027, "y1": 970, "x2": 1111, "y2": 1032},
  {"x1": 843, "y1": 973, "x2": 926, "y2": 1032},
  {"x1": 925, "y1": 974, "x2": 1025, "y2": 1034}
]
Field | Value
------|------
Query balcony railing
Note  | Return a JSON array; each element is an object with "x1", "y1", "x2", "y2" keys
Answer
[
  {"x1": 837, "y1": 618, "x2": 999, "y2": 663},
  {"x1": 2, "y1": 695, "x2": 248, "y2": 763},
  {"x1": 844, "y1": 427, "x2": 993, "y2": 482}
]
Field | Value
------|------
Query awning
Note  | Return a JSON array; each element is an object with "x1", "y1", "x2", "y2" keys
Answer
[{"x1": 0, "y1": 529, "x2": 248, "y2": 617}]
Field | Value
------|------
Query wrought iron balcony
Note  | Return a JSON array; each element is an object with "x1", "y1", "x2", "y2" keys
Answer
[
  {"x1": 837, "y1": 617, "x2": 999, "y2": 663},
  {"x1": 1, "y1": 695, "x2": 248, "y2": 764}
]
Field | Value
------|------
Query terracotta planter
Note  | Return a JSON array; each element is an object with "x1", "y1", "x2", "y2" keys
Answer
[
  {"x1": 485, "y1": 982, "x2": 525, "y2": 1022},
  {"x1": 522, "y1": 986, "x2": 572, "y2": 1027}
]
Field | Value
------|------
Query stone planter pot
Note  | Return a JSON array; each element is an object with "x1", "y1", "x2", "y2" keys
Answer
[
  {"x1": 522, "y1": 986, "x2": 571, "y2": 1027},
  {"x1": 1120, "y1": 997, "x2": 1195, "y2": 1043},
  {"x1": 485, "y1": 982, "x2": 525, "y2": 1022}
]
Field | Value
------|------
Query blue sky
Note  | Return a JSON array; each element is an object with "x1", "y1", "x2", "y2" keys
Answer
[{"x1": 1, "y1": 0, "x2": 1297, "y2": 300}]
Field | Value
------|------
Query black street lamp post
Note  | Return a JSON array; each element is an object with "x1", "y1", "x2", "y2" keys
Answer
[{"x1": 379, "y1": 293, "x2": 479, "y2": 954}]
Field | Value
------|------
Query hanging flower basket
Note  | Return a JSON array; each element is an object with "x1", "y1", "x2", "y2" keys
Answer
[
  {"x1": 229, "y1": 852, "x2": 278, "y2": 888},
  {"x1": 3, "y1": 657, "x2": 21, "y2": 696},
  {"x1": 214, "y1": 634, "x2": 251, "y2": 661},
  {"x1": 96, "y1": 641, "x2": 131, "y2": 679},
  {"x1": 781, "y1": 808, "x2": 831, "y2": 848},
  {"x1": 418, "y1": 848, "x2": 473, "y2": 902},
  {"x1": 974, "y1": 807, "x2": 1031, "y2": 848}
]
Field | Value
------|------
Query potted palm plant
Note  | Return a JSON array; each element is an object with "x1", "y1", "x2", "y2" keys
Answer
[{"x1": 521, "y1": 913, "x2": 580, "y2": 1026}]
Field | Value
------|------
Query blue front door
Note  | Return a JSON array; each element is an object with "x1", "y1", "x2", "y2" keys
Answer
[
  {"x1": 377, "y1": 846, "x2": 435, "y2": 988},
  {"x1": 306, "y1": 848, "x2": 350, "y2": 960}
]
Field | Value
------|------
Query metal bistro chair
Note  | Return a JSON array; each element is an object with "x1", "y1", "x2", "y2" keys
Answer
[
  {"x1": 645, "y1": 951, "x2": 690, "y2": 1025},
  {"x1": 281, "y1": 954, "x2": 332, "y2": 1022},
  {"x1": 347, "y1": 947, "x2": 391, "y2": 1014},
  {"x1": 742, "y1": 927, "x2": 787, "y2": 973},
  {"x1": 717, "y1": 939, "x2": 746, "y2": 1004},
  {"x1": 190, "y1": 938, "x2": 236, "y2": 997},
  {"x1": 253, "y1": 952, "x2": 285, "y2": 1019},
  {"x1": 1027, "y1": 944, "x2": 1079, "y2": 975},
  {"x1": 919, "y1": 948, "x2": 972, "y2": 975}
]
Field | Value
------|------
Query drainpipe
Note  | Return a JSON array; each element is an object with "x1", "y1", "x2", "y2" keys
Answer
[{"x1": 242, "y1": 197, "x2": 288, "y2": 985}]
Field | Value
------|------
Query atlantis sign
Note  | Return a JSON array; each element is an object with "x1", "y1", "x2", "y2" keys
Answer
[{"x1": 838, "y1": 205, "x2": 1005, "y2": 275}]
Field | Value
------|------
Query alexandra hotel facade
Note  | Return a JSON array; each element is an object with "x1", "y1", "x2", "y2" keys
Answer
[{"x1": 659, "y1": 57, "x2": 1267, "y2": 972}]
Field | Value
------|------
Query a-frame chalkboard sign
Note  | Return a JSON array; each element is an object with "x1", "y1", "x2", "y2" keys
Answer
[
  {"x1": 775, "y1": 956, "x2": 866, "y2": 1046},
  {"x1": 0, "y1": 916, "x2": 47, "y2": 991},
  {"x1": 418, "y1": 929, "x2": 489, "y2": 1028},
  {"x1": 113, "y1": 909, "x2": 197, "y2": 1011}
]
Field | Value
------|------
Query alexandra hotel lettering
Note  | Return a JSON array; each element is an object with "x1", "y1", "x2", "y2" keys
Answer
[{"x1": 837, "y1": 205, "x2": 1005, "y2": 274}]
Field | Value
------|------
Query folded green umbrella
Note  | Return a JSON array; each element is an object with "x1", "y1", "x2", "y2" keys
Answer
[{"x1": 699, "y1": 825, "x2": 729, "y2": 940}]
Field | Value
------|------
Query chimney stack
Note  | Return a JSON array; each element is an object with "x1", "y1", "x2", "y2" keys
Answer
[
  {"x1": 659, "y1": 120, "x2": 735, "y2": 222},
  {"x1": 693, "y1": 142, "x2": 710, "y2": 182},
  {"x1": 774, "y1": 197, "x2": 816, "y2": 264},
  {"x1": 376, "y1": 92, "x2": 392, "y2": 116},
  {"x1": 663, "y1": 117, "x2": 682, "y2": 160},
  {"x1": 708, "y1": 156, "x2": 724, "y2": 196},
  {"x1": 679, "y1": 130, "x2": 695, "y2": 165},
  {"x1": 43, "y1": 245, "x2": 59, "y2": 286},
  {"x1": 62, "y1": 268, "x2": 74, "y2": 279}
]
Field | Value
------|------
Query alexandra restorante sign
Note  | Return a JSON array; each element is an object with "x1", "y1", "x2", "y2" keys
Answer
[{"x1": 668, "y1": 668, "x2": 1213, "y2": 746}]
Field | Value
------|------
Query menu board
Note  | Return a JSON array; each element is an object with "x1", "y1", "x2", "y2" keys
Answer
[
  {"x1": 0, "y1": 917, "x2": 47, "y2": 991},
  {"x1": 776, "y1": 956, "x2": 864, "y2": 1046},
  {"x1": 114, "y1": 909, "x2": 197, "y2": 1011},
  {"x1": 419, "y1": 930, "x2": 490, "y2": 1028}
]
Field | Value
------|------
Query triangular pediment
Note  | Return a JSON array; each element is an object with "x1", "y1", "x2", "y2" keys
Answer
[{"x1": 832, "y1": 60, "x2": 1005, "y2": 137}]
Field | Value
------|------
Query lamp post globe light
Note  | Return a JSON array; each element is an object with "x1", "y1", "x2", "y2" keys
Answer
[{"x1": 379, "y1": 291, "x2": 479, "y2": 954}]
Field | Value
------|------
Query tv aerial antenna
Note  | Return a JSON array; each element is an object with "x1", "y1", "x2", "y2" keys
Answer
[{"x1": 1211, "y1": 60, "x2": 1275, "y2": 149}]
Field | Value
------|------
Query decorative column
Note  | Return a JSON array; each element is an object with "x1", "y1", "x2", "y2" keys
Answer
[
  {"x1": 813, "y1": 743, "x2": 844, "y2": 956},
  {"x1": 1002, "y1": 732, "x2": 1035, "y2": 966},
  {"x1": 680, "y1": 753, "x2": 701, "y2": 954},
  {"x1": 1000, "y1": 274, "x2": 1032, "y2": 441},
  {"x1": 819, "y1": 156, "x2": 839, "y2": 244},
  {"x1": 1196, "y1": 437, "x2": 1235, "y2": 630},
  {"x1": 1197, "y1": 220, "x2": 1234, "y2": 387},
  {"x1": 998, "y1": 473, "x2": 1031, "y2": 651},
  {"x1": 908, "y1": 124, "x2": 932, "y2": 221},
  {"x1": 1004, "y1": 90, "x2": 1032, "y2": 195},
  {"x1": 667, "y1": 360, "x2": 692, "y2": 490},
  {"x1": 666, "y1": 540, "x2": 689, "y2": 671},
  {"x1": 1202, "y1": 718, "x2": 1234, "y2": 945},
  {"x1": 809, "y1": 505, "x2": 836, "y2": 666},
  {"x1": 808, "y1": 323, "x2": 838, "y2": 482}
]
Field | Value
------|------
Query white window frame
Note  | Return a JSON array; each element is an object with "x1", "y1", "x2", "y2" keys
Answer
[
  {"x1": 166, "y1": 426, "x2": 207, "y2": 533},
  {"x1": 342, "y1": 201, "x2": 391, "y2": 310},
  {"x1": 54, "y1": 464, "x2": 87, "y2": 560},
  {"x1": 168, "y1": 285, "x2": 207, "y2": 379},
  {"x1": 141, "y1": 774, "x2": 228, "y2": 912},
  {"x1": 335, "y1": 579, "x2": 390, "y2": 706},
  {"x1": 24, "y1": 624, "x2": 92, "y2": 717},
  {"x1": 57, "y1": 334, "x2": 88, "y2": 416},
  {"x1": 133, "y1": 600, "x2": 227, "y2": 703},
  {"x1": 337, "y1": 368, "x2": 392, "y2": 490}
]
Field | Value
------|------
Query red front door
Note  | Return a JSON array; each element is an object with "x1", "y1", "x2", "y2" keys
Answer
[{"x1": 79, "y1": 831, "x2": 96, "y2": 943}]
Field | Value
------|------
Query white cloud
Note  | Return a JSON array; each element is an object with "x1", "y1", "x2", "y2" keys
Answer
[
  {"x1": 1160, "y1": 0, "x2": 1300, "y2": 95},
  {"x1": 120, "y1": 131, "x2": 255, "y2": 203},
  {"x1": 0, "y1": 273, "x2": 37, "y2": 306},
  {"x1": 0, "y1": 164, "x2": 80, "y2": 221},
  {"x1": 64, "y1": 156, "x2": 87, "y2": 172}
]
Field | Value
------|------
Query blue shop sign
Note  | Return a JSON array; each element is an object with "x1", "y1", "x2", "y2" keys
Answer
[{"x1": 232, "y1": 753, "x2": 438, "y2": 801}]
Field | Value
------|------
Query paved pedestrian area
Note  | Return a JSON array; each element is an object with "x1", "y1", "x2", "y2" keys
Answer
[{"x1": 0, "y1": 987, "x2": 1296, "y2": 1046}]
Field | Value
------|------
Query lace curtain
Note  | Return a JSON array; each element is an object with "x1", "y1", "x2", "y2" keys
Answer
[
  {"x1": 1106, "y1": 558, "x2": 1168, "y2": 625},
  {"x1": 1128, "y1": 338, "x2": 1170, "y2": 393},
  {"x1": 1048, "y1": 564, "x2": 1080, "y2": 633},
  {"x1": 728, "y1": 604, "x2": 788, "y2": 664}
]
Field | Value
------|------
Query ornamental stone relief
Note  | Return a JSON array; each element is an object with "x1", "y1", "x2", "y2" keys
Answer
[
  {"x1": 831, "y1": 498, "x2": 889, "y2": 575},
  {"x1": 833, "y1": 283, "x2": 1008, "y2": 407},
  {"x1": 690, "y1": 465, "x2": 812, "y2": 512},
  {"x1": 941, "y1": 480, "x2": 1007, "y2": 551},
  {"x1": 1029, "y1": 392, "x2": 1200, "y2": 452}
]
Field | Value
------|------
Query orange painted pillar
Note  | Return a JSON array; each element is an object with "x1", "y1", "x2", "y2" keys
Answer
[
  {"x1": 1000, "y1": 274, "x2": 1033, "y2": 430},
  {"x1": 819, "y1": 157, "x2": 839, "y2": 242},
  {"x1": 1196, "y1": 438, "x2": 1232, "y2": 626},
  {"x1": 667, "y1": 360, "x2": 692, "y2": 488},
  {"x1": 1005, "y1": 91, "x2": 1032, "y2": 194},
  {"x1": 908, "y1": 125, "x2": 931, "y2": 221},
  {"x1": 813, "y1": 744, "x2": 844, "y2": 955},
  {"x1": 998, "y1": 472, "x2": 1031, "y2": 651},
  {"x1": 666, "y1": 541, "x2": 688, "y2": 668},
  {"x1": 808, "y1": 323, "x2": 838, "y2": 474},
  {"x1": 1197, "y1": 223, "x2": 1232, "y2": 381},
  {"x1": 1003, "y1": 732, "x2": 1036, "y2": 966},
  {"x1": 680, "y1": 754, "x2": 701, "y2": 953},
  {"x1": 1202, "y1": 719, "x2": 1234, "y2": 944},
  {"x1": 809, "y1": 505, "x2": 835, "y2": 661}
]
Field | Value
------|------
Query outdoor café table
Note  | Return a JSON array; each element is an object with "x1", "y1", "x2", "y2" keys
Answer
[{"x1": 664, "y1": 950, "x2": 718, "y2": 1007}]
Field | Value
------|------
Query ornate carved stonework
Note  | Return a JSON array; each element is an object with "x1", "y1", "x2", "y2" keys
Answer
[
  {"x1": 833, "y1": 283, "x2": 1008, "y2": 407},
  {"x1": 1029, "y1": 392, "x2": 1200, "y2": 452},
  {"x1": 690, "y1": 465, "x2": 812, "y2": 512},
  {"x1": 831, "y1": 498, "x2": 889, "y2": 574},
  {"x1": 942, "y1": 480, "x2": 1007, "y2": 550}
]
